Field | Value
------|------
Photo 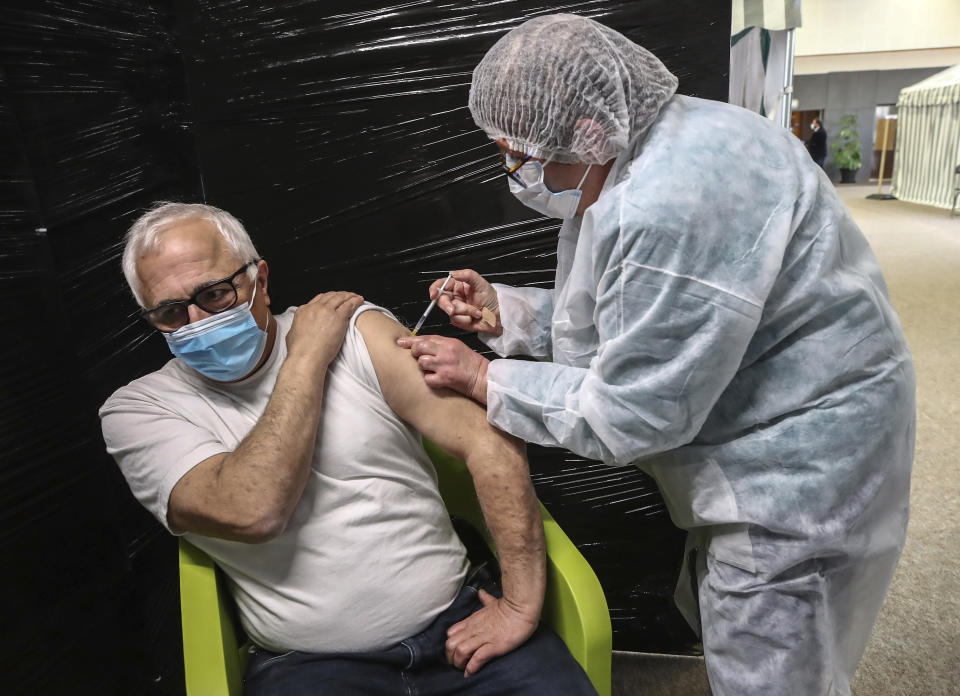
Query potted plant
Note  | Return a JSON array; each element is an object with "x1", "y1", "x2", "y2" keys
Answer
[{"x1": 831, "y1": 114, "x2": 862, "y2": 183}]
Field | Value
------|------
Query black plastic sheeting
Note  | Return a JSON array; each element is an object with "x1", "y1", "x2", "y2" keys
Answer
[
  {"x1": 2, "y1": 3, "x2": 196, "y2": 693},
  {"x1": 1, "y1": 1, "x2": 728, "y2": 692}
]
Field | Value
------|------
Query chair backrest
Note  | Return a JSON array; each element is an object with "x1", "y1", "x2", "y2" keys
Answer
[
  {"x1": 180, "y1": 440, "x2": 612, "y2": 696},
  {"x1": 179, "y1": 540, "x2": 247, "y2": 695}
]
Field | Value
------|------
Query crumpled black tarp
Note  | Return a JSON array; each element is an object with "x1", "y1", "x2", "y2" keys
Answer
[{"x1": 0, "y1": 2, "x2": 728, "y2": 692}]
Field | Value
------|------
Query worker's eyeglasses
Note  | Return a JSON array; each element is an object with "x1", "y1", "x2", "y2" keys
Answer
[
  {"x1": 140, "y1": 260, "x2": 259, "y2": 333},
  {"x1": 498, "y1": 152, "x2": 533, "y2": 188}
]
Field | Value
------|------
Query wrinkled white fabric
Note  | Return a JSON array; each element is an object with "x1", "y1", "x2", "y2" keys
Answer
[
  {"x1": 480, "y1": 95, "x2": 914, "y2": 696},
  {"x1": 469, "y1": 14, "x2": 678, "y2": 164}
]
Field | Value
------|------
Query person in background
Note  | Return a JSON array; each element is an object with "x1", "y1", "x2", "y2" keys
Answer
[
  {"x1": 99, "y1": 202, "x2": 597, "y2": 696},
  {"x1": 400, "y1": 14, "x2": 914, "y2": 696},
  {"x1": 806, "y1": 117, "x2": 828, "y2": 167}
]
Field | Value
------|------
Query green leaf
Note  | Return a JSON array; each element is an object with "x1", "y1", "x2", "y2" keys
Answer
[{"x1": 831, "y1": 114, "x2": 863, "y2": 170}]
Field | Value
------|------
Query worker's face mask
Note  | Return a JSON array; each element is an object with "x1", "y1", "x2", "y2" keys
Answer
[
  {"x1": 504, "y1": 154, "x2": 592, "y2": 219},
  {"x1": 164, "y1": 282, "x2": 267, "y2": 382}
]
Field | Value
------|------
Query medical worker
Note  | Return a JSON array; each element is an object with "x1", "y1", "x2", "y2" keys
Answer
[{"x1": 398, "y1": 14, "x2": 915, "y2": 696}]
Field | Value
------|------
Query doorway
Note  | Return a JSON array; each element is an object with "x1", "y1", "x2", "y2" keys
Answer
[
  {"x1": 791, "y1": 109, "x2": 822, "y2": 142},
  {"x1": 871, "y1": 106, "x2": 897, "y2": 181}
]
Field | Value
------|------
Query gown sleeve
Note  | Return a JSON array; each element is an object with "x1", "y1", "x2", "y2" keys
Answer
[
  {"x1": 484, "y1": 224, "x2": 770, "y2": 466},
  {"x1": 479, "y1": 283, "x2": 555, "y2": 359}
]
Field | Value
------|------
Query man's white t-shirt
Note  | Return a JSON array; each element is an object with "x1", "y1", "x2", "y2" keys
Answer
[{"x1": 100, "y1": 304, "x2": 469, "y2": 653}]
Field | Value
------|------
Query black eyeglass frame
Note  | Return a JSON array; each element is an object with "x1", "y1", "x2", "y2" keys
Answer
[
  {"x1": 498, "y1": 152, "x2": 533, "y2": 188},
  {"x1": 140, "y1": 259, "x2": 260, "y2": 332}
]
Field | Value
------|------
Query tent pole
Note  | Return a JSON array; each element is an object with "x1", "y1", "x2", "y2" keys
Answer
[
  {"x1": 867, "y1": 117, "x2": 896, "y2": 200},
  {"x1": 877, "y1": 119, "x2": 890, "y2": 193},
  {"x1": 780, "y1": 28, "x2": 796, "y2": 129}
]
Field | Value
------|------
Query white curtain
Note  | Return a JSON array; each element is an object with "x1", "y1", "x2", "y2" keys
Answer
[
  {"x1": 728, "y1": 1, "x2": 801, "y2": 124},
  {"x1": 729, "y1": 27, "x2": 789, "y2": 122}
]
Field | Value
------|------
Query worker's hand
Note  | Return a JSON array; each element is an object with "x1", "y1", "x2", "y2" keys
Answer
[
  {"x1": 445, "y1": 589, "x2": 538, "y2": 677},
  {"x1": 395, "y1": 335, "x2": 489, "y2": 404},
  {"x1": 286, "y1": 291, "x2": 364, "y2": 368},
  {"x1": 429, "y1": 269, "x2": 502, "y2": 336}
]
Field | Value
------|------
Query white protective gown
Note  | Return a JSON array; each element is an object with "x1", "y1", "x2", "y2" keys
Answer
[{"x1": 481, "y1": 95, "x2": 914, "y2": 696}]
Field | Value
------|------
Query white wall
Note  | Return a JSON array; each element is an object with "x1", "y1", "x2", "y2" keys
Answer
[{"x1": 796, "y1": 0, "x2": 960, "y2": 56}]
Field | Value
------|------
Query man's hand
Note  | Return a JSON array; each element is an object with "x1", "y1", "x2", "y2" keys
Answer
[
  {"x1": 286, "y1": 291, "x2": 364, "y2": 368},
  {"x1": 395, "y1": 335, "x2": 489, "y2": 404},
  {"x1": 445, "y1": 589, "x2": 539, "y2": 677},
  {"x1": 429, "y1": 269, "x2": 502, "y2": 335}
]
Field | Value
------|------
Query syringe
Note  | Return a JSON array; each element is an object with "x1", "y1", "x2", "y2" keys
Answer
[{"x1": 410, "y1": 273, "x2": 453, "y2": 336}]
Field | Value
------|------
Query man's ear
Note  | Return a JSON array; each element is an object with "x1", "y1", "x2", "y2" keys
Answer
[
  {"x1": 256, "y1": 259, "x2": 270, "y2": 307},
  {"x1": 574, "y1": 117, "x2": 608, "y2": 161}
]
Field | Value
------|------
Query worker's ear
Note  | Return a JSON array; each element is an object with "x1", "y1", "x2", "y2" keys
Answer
[{"x1": 574, "y1": 118, "x2": 608, "y2": 162}]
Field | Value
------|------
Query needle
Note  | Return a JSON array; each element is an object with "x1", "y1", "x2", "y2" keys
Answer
[{"x1": 411, "y1": 273, "x2": 453, "y2": 336}]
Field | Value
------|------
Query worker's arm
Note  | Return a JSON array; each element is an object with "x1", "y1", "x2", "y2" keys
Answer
[
  {"x1": 356, "y1": 309, "x2": 545, "y2": 676},
  {"x1": 166, "y1": 292, "x2": 364, "y2": 542}
]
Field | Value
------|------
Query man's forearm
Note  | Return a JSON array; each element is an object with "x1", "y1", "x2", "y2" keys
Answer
[
  {"x1": 466, "y1": 432, "x2": 546, "y2": 618},
  {"x1": 215, "y1": 354, "x2": 327, "y2": 536}
]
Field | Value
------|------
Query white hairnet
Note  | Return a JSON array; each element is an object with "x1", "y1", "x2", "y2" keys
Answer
[{"x1": 469, "y1": 14, "x2": 679, "y2": 164}]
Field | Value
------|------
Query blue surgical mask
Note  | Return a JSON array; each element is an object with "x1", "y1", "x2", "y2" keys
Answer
[
  {"x1": 506, "y1": 156, "x2": 592, "y2": 219},
  {"x1": 164, "y1": 283, "x2": 268, "y2": 382}
]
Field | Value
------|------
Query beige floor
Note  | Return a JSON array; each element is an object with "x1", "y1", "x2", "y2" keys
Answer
[
  {"x1": 841, "y1": 185, "x2": 960, "y2": 696},
  {"x1": 612, "y1": 185, "x2": 960, "y2": 696}
]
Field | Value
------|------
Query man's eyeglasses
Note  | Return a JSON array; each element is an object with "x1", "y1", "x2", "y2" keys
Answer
[
  {"x1": 498, "y1": 152, "x2": 533, "y2": 188},
  {"x1": 141, "y1": 260, "x2": 259, "y2": 333}
]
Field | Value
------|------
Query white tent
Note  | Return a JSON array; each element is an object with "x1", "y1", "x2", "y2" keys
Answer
[{"x1": 891, "y1": 64, "x2": 960, "y2": 210}]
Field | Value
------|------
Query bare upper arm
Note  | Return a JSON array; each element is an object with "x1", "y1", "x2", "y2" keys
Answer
[{"x1": 356, "y1": 310, "x2": 502, "y2": 461}]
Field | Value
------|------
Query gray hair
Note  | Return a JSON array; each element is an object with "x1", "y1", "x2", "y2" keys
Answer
[{"x1": 122, "y1": 201, "x2": 260, "y2": 307}]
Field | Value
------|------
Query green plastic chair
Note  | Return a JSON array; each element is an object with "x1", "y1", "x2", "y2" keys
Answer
[{"x1": 179, "y1": 439, "x2": 612, "y2": 696}]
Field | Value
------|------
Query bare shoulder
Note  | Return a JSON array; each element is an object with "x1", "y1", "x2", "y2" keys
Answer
[
  {"x1": 355, "y1": 309, "x2": 488, "y2": 459},
  {"x1": 354, "y1": 308, "x2": 425, "y2": 404},
  {"x1": 355, "y1": 309, "x2": 415, "y2": 387},
  {"x1": 355, "y1": 306, "x2": 408, "y2": 342}
]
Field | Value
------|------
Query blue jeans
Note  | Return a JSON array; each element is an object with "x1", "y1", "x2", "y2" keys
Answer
[{"x1": 243, "y1": 566, "x2": 598, "y2": 696}]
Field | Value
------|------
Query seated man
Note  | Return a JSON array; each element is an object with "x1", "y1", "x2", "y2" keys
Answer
[{"x1": 99, "y1": 202, "x2": 597, "y2": 696}]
